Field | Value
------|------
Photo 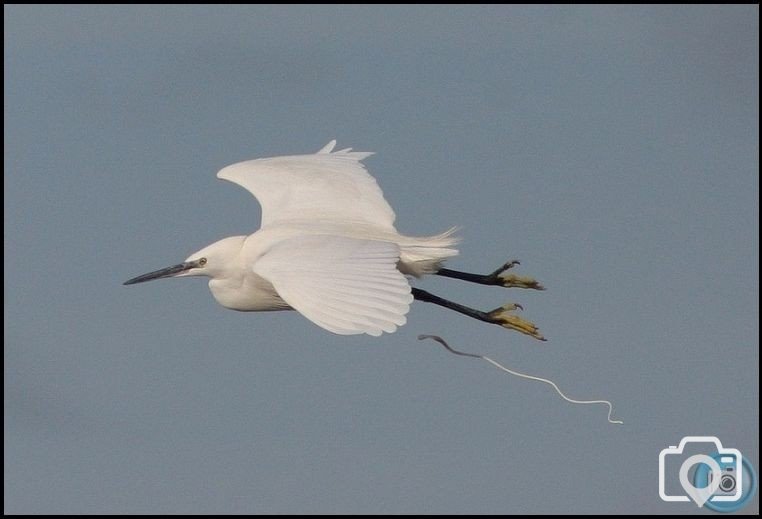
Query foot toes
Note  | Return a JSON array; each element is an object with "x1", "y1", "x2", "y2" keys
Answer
[
  {"x1": 486, "y1": 304, "x2": 546, "y2": 341},
  {"x1": 502, "y1": 259, "x2": 521, "y2": 270},
  {"x1": 487, "y1": 260, "x2": 520, "y2": 280},
  {"x1": 497, "y1": 273, "x2": 546, "y2": 290}
]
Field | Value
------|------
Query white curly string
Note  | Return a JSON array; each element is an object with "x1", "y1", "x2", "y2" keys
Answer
[{"x1": 417, "y1": 334, "x2": 623, "y2": 425}]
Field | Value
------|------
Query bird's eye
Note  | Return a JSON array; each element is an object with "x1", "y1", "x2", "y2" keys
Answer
[{"x1": 198, "y1": 257, "x2": 207, "y2": 266}]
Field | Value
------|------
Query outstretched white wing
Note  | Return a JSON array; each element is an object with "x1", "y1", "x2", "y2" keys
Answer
[
  {"x1": 253, "y1": 235, "x2": 412, "y2": 336},
  {"x1": 217, "y1": 140, "x2": 396, "y2": 229}
]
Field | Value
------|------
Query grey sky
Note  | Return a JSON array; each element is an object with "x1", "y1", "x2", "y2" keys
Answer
[{"x1": 4, "y1": 5, "x2": 758, "y2": 514}]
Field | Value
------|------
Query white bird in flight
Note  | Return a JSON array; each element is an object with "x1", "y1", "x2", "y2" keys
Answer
[{"x1": 124, "y1": 141, "x2": 545, "y2": 339}]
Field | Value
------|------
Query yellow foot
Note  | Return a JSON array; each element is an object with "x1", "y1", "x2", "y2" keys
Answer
[
  {"x1": 487, "y1": 260, "x2": 545, "y2": 290},
  {"x1": 497, "y1": 273, "x2": 546, "y2": 290},
  {"x1": 486, "y1": 304, "x2": 546, "y2": 341}
]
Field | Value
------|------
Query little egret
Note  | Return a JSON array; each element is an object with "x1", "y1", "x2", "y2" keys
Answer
[{"x1": 124, "y1": 141, "x2": 545, "y2": 339}]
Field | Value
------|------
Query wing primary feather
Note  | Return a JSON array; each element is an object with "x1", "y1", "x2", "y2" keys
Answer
[
  {"x1": 314, "y1": 291, "x2": 409, "y2": 325},
  {"x1": 253, "y1": 236, "x2": 412, "y2": 336},
  {"x1": 300, "y1": 304, "x2": 384, "y2": 335},
  {"x1": 216, "y1": 144, "x2": 393, "y2": 228},
  {"x1": 317, "y1": 140, "x2": 337, "y2": 154}
]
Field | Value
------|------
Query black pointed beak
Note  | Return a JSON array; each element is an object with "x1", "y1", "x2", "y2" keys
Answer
[{"x1": 123, "y1": 260, "x2": 200, "y2": 286}]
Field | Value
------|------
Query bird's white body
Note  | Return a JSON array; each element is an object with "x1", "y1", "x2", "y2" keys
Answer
[
  {"x1": 169, "y1": 141, "x2": 459, "y2": 336},
  {"x1": 198, "y1": 222, "x2": 457, "y2": 313}
]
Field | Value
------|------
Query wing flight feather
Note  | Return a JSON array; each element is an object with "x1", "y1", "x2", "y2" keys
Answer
[
  {"x1": 253, "y1": 235, "x2": 412, "y2": 336},
  {"x1": 217, "y1": 141, "x2": 396, "y2": 229}
]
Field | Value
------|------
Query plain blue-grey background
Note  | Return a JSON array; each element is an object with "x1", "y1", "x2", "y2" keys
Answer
[{"x1": 4, "y1": 5, "x2": 758, "y2": 514}]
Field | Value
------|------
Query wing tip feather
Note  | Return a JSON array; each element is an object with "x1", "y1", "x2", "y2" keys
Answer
[{"x1": 317, "y1": 139, "x2": 338, "y2": 154}]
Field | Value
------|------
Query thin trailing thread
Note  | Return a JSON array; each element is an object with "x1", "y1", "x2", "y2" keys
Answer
[{"x1": 417, "y1": 334, "x2": 623, "y2": 425}]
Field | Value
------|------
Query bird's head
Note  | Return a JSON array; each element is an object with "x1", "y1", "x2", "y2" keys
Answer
[{"x1": 123, "y1": 236, "x2": 246, "y2": 286}]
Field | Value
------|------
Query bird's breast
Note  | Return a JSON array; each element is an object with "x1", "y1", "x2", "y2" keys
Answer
[{"x1": 208, "y1": 274, "x2": 290, "y2": 312}]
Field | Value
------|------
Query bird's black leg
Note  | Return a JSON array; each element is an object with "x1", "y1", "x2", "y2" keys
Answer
[
  {"x1": 436, "y1": 260, "x2": 545, "y2": 290},
  {"x1": 411, "y1": 288, "x2": 545, "y2": 341}
]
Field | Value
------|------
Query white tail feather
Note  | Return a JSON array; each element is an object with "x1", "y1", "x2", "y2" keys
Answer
[{"x1": 399, "y1": 226, "x2": 460, "y2": 276}]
